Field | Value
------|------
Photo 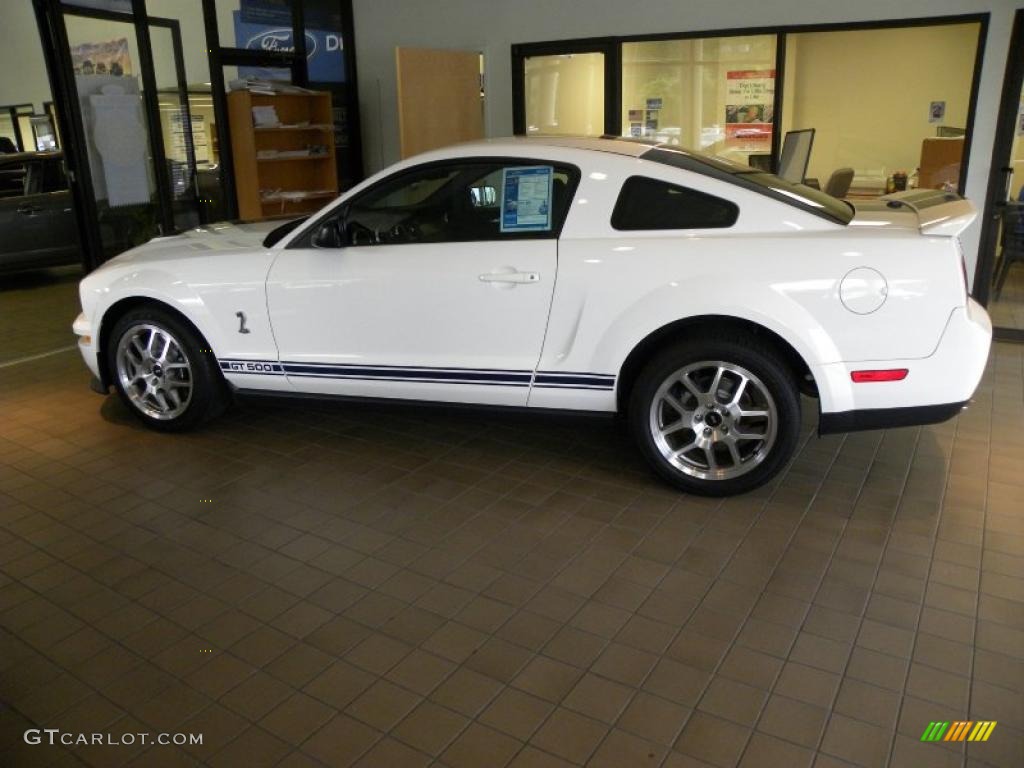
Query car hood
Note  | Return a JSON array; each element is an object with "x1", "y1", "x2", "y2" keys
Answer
[
  {"x1": 104, "y1": 220, "x2": 288, "y2": 266},
  {"x1": 78, "y1": 220, "x2": 292, "y2": 325}
]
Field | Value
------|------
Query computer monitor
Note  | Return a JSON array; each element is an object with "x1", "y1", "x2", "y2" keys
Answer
[
  {"x1": 778, "y1": 129, "x2": 815, "y2": 184},
  {"x1": 747, "y1": 153, "x2": 772, "y2": 172}
]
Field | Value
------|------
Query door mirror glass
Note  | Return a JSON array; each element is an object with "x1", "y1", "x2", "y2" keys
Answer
[{"x1": 311, "y1": 219, "x2": 344, "y2": 248}]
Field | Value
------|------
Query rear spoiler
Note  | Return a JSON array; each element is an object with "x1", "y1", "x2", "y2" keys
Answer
[{"x1": 880, "y1": 189, "x2": 977, "y2": 237}]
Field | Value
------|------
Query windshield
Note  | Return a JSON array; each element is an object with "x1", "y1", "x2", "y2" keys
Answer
[{"x1": 641, "y1": 146, "x2": 854, "y2": 225}]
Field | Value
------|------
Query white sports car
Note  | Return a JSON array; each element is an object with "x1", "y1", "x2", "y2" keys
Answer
[{"x1": 73, "y1": 137, "x2": 992, "y2": 495}]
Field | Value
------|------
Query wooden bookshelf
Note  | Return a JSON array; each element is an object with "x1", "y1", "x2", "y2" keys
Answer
[{"x1": 227, "y1": 89, "x2": 338, "y2": 221}]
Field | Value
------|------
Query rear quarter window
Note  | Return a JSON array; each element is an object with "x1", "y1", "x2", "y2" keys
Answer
[{"x1": 612, "y1": 176, "x2": 739, "y2": 230}]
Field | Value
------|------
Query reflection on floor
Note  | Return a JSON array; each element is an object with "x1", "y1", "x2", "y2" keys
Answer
[
  {"x1": 989, "y1": 262, "x2": 1024, "y2": 332},
  {"x1": 0, "y1": 282, "x2": 1022, "y2": 768},
  {"x1": 0, "y1": 266, "x2": 83, "y2": 364}
]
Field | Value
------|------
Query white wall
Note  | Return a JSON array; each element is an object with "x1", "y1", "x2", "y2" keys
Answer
[
  {"x1": 351, "y1": 0, "x2": 1019, "y2": 285},
  {"x1": 0, "y1": 2, "x2": 54, "y2": 112}
]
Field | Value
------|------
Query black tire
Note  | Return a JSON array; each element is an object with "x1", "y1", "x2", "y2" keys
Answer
[
  {"x1": 628, "y1": 334, "x2": 801, "y2": 496},
  {"x1": 106, "y1": 305, "x2": 228, "y2": 432}
]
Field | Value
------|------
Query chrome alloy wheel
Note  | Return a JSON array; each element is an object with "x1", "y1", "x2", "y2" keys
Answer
[
  {"x1": 648, "y1": 360, "x2": 778, "y2": 481},
  {"x1": 115, "y1": 323, "x2": 193, "y2": 420}
]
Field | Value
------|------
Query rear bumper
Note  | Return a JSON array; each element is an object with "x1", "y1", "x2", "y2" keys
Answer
[
  {"x1": 816, "y1": 298, "x2": 990, "y2": 432},
  {"x1": 819, "y1": 401, "x2": 967, "y2": 435}
]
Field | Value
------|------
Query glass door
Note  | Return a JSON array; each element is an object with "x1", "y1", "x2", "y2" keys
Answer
[
  {"x1": 986, "y1": 82, "x2": 1024, "y2": 333},
  {"x1": 150, "y1": 21, "x2": 203, "y2": 230},
  {"x1": 977, "y1": 10, "x2": 1024, "y2": 340},
  {"x1": 61, "y1": 7, "x2": 165, "y2": 258},
  {"x1": 57, "y1": 1, "x2": 211, "y2": 258}
]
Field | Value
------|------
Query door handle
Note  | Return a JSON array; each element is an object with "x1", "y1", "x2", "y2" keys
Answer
[
  {"x1": 17, "y1": 203, "x2": 42, "y2": 216},
  {"x1": 478, "y1": 271, "x2": 540, "y2": 284}
]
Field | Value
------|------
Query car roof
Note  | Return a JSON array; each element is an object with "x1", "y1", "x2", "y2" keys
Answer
[
  {"x1": 0, "y1": 150, "x2": 63, "y2": 163},
  {"x1": 445, "y1": 135, "x2": 656, "y2": 159}
]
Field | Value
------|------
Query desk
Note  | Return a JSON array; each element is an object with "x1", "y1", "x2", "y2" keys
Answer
[{"x1": 846, "y1": 188, "x2": 885, "y2": 200}]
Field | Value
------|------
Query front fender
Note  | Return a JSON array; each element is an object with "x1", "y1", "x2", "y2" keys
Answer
[{"x1": 81, "y1": 250, "x2": 281, "y2": 371}]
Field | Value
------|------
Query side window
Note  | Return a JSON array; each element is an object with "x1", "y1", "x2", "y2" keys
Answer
[
  {"x1": 611, "y1": 176, "x2": 738, "y2": 230},
  {"x1": 0, "y1": 162, "x2": 28, "y2": 199},
  {"x1": 342, "y1": 164, "x2": 466, "y2": 246},
  {"x1": 297, "y1": 159, "x2": 578, "y2": 248},
  {"x1": 41, "y1": 159, "x2": 69, "y2": 193},
  {"x1": 366, "y1": 166, "x2": 461, "y2": 210}
]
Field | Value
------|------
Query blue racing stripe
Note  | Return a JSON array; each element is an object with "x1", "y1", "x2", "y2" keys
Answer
[
  {"x1": 534, "y1": 374, "x2": 614, "y2": 388},
  {"x1": 283, "y1": 363, "x2": 531, "y2": 384},
  {"x1": 218, "y1": 359, "x2": 615, "y2": 390}
]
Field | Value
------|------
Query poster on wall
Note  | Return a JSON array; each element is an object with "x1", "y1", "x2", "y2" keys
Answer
[
  {"x1": 70, "y1": 38, "x2": 131, "y2": 77},
  {"x1": 725, "y1": 69, "x2": 774, "y2": 143},
  {"x1": 169, "y1": 111, "x2": 208, "y2": 164},
  {"x1": 89, "y1": 88, "x2": 150, "y2": 207},
  {"x1": 929, "y1": 101, "x2": 946, "y2": 124},
  {"x1": 233, "y1": 0, "x2": 345, "y2": 83}
]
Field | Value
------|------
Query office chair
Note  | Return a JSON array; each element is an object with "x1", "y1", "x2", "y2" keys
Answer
[{"x1": 824, "y1": 167, "x2": 855, "y2": 198}]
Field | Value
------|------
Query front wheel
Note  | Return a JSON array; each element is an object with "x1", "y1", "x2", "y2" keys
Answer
[
  {"x1": 628, "y1": 337, "x2": 801, "y2": 496},
  {"x1": 107, "y1": 306, "x2": 228, "y2": 431}
]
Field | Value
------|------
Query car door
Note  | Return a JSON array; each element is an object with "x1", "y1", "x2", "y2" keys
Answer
[
  {"x1": 0, "y1": 156, "x2": 78, "y2": 271},
  {"x1": 0, "y1": 157, "x2": 30, "y2": 270},
  {"x1": 266, "y1": 157, "x2": 578, "y2": 406},
  {"x1": 27, "y1": 157, "x2": 79, "y2": 264}
]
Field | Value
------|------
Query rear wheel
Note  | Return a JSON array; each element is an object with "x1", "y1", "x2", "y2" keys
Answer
[
  {"x1": 629, "y1": 336, "x2": 801, "y2": 496},
  {"x1": 107, "y1": 306, "x2": 228, "y2": 431}
]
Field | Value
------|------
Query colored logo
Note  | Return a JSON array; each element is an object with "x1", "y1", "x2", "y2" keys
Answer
[
  {"x1": 244, "y1": 28, "x2": 319, "y2": 59},
  {"x1": 921, "y1": 721, "x2": 997, "y2": 742}
]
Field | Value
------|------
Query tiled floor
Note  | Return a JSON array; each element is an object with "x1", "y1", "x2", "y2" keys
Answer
[
  {"x1": 0, "y1": 267, "x2": 83, "y2": 364},
  {"x1": 0, "y1": 280, "x2": 1022, "y2": 768},
  {"x1": 988, "y1": 262, "x2": 1024, "y2": 332}
]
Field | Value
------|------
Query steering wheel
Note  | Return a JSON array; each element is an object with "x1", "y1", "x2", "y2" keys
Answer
[
  {"x1": 347, "y1": 221, "x2": 377, "y2": 246},
  {"x1": 388, "y1": 221, "x2": 421, "y2": 243}
]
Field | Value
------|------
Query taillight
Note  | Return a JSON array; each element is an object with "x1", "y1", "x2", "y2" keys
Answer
[{"x1": 851, "y1": 369, "x2": 909, "y2": 383}]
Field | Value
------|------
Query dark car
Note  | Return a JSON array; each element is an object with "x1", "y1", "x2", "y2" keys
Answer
[{"x1": 0, "y1": 151, "x2": 81, "y2": 273}]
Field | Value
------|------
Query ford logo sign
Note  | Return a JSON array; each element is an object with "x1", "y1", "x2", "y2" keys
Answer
[{"x1": 245, "y1": 28, "x2": 318, "y2": 59}]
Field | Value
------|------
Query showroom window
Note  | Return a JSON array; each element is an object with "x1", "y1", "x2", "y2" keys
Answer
[
  {"x1": 513, "y1": 17, "x2": 983, "y2": 197},
  {"x1": 524, "y1": 51, "x2": 606, "y2": 136},
  {"x1": 611, "y1": 176, "x2": 739, "y2": 230},
  {"x1": 621, "y1": 35, "x2": 777, "y2": 167},
  {"x1": 781, "y1": 22, "x2": 982, "y2": 195}
]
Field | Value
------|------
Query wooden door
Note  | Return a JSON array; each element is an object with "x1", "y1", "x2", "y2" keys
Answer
[{"x1": 396, "y1": 47, "x2": 483, "y2": 159}]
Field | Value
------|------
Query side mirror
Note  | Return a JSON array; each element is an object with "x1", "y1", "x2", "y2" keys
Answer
[{"x1": 311, "y1": 219, "x2": 343, "y2": 248}]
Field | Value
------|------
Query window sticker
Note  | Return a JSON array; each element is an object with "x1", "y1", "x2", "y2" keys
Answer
[{"x1": 500, "y1": 166, "x2": 553, "y2": 232}]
